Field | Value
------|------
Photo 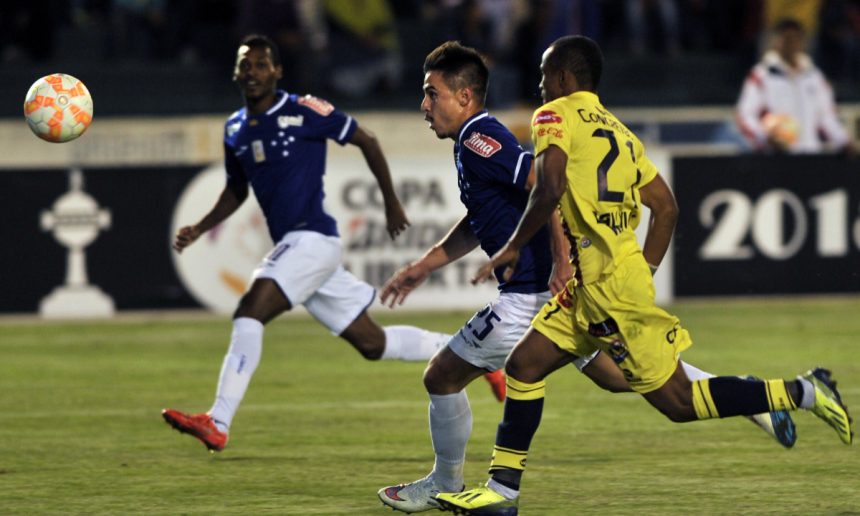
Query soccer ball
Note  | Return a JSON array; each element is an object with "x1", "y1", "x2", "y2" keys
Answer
[
  {"x1": 761, "y1": 112, "x2": 798, "y2": 148},
  {"x1": 23, "y1": 73, "x2": 93, "y2": 143}
]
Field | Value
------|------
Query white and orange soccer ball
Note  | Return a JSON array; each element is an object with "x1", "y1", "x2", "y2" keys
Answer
[
  {"x1": 23, "y1": 73, "x2": 93, "y2": 143},
  {"x1": 761, "y1": 112, "x2": 798, "y2": 148}
]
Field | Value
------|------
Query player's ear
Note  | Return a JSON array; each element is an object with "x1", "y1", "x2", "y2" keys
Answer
[
  {"x1": 559, "y1": 69, "x2": 578, "y2": 92},
  {"x1": 458, "y1": 87, "x2": 472, "y2": 107},
  {"x1": 274, "y1": 64, "x2": 283, "y2": 80}
]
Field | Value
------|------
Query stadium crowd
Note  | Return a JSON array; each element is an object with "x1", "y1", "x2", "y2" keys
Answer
[{"x1": 2, "y1": 0, "x2": 859, "y2": 107}]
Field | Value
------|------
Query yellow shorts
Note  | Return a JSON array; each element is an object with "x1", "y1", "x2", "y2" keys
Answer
[{"x1": 532, "y1": 254, "x2": 692, "y2": 393}]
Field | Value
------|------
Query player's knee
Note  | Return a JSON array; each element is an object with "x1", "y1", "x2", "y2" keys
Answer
[
  {"x1": 422, "y1": 363, "x2": 459, "y2": 394},
  {"x1": 422, "y1": 365, "x2": 445, "y2": 393},
  {"x1": 504, "y1": 357, "x2": 540, "y2": 384},
  {"x1": 350, "y1": 337, "x2": 384, "y2": 360},
  {"x1": 340, "y1": 316, "x2": 386, "y2": 360}
]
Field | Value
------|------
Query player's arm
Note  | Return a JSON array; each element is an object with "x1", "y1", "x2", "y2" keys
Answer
[
  {"x1": 812, "y1": 73, "x2": 853, "y2": 154},
  {"x1": 524, "y1": 162, "x2": 571, "y2": 293},
  {"x1": 173, "y1": 179, "x2": 248, "y2": 253},
  {"x1": 381, "y1": 215, "x2": 479, "y2": 307},
  {"x1": 735, "y1": 72, "x2": 768, "y2": 150},
  {"x1": 349, "y1": 125, "x2": 410, "y2": 239},
  {"x1": 473, "y1": 145, "x2": 567, "y2": 284},
  {"x1": 638, "y1": 173, "x2": 678, "y2": 273},
  {"x1": 547, "y1": 209, "x2": 573, "y2": 294}
]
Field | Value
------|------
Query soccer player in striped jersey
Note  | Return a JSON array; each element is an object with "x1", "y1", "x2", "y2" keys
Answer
[{"x1": 435, "y1": 35, "x2": 853, "y2": 516}]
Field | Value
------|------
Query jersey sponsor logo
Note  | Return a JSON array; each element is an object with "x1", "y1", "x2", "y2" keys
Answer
[
  {"x1": 536, "y1": 127, "x2": 564, "y2": 138},
  {"x1": 298, "y1": 95, "x2": 334, "y2": 116},
  {"x1": 252, "y1": 140, "x2": 266, "y2": 162},
  {"x1": 277, "y1": 115, "x2": 304, "y2": 129},
  {"x1": 533, "y1": 110, "x2": 562, "y2": 125},
  {"x1": 463, "y1": 132, "x2": 502, "y2": 158}
]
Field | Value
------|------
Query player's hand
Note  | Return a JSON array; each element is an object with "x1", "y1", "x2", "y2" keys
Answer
[
  {"x1": 173, "y1": 225, "x2": 202, "y2": 253},
  {"x1": 548, "y1": 259, "x2": 573, "y2": 295},
  {"x1": 472, "y1": 245, "x2": 520, "y2": 285},
  {"x1": 384, "y1": 202, "x2": 410, "y2": 240},
  {"x1": 380, "y1": 262, "x2": 430, "y2": 308}
]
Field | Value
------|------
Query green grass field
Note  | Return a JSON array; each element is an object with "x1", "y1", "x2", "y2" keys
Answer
[{"x1": 1, "y1": 297, "x2": 859, "y2": 515}]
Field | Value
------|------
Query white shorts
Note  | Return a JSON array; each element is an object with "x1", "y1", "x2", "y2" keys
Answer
[
  {"x1": 448, "y1": 291, "x2": 551, "y2": 371},
  {"x1": 448, "y1": 290, "x2": 600, "y2": 372},
  {"x1": 251, "y1": 230, "x2": 375, "y2": 335}
]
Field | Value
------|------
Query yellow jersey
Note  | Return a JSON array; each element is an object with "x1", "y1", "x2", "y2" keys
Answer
[{"x1": 531, "y1": 91, "x2": 658, "y2": 285}]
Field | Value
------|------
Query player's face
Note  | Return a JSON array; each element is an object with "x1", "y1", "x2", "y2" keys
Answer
[
  {"x1": 539, "y1": 47, "x2": 562, "y2": 103},
  {"x1": 233, "y1": 45, "x2": 282, "y2": 102},
  {"x1": 421, "y1": 71, "x2": 465, "y2": 139}
]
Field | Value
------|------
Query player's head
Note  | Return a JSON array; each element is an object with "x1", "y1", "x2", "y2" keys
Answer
[
  {"x1": 771, "y1": 18, "x2": 805, "y2": 67},
  {"x1": 540, "y1": 35, "x2": 603, "y2": 103},
  {"x1": 233, "y1": 34, "x2": 283, "y2": 105},
  {"x1": 421, "y1": 41, "x2": 489, "y2": 139}
]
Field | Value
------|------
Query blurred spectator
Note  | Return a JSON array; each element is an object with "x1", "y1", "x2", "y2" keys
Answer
[
  {"x1": 513, "y1": 0, "x2": 602, "y2": 102},
  {"x1": 764, "y1": 0, "x2": 823, "y2": 38},
  {"x1": 323, "y1": 0, "x2": 402, "y2": 97},
  {"x1": 736, "y1": 18, "x2": 853, "y2": 154},
  {"x1": 625, "y1": 0, "x2": 681, "y2": 56},
  {"x1": 816, "y1": 0, "x2": 860, "y2": 85},
  {"x1": 237, "y1": 0, "x2": 309, "y2": 92},
  {"x1": 0, "y1": 0, "x2": 66, "y2": 62},
  {"x1": 106, "y1": 0, "x2": 169, "y2": 61}
]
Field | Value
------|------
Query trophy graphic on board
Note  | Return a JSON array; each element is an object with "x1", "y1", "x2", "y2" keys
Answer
[{"x1": 39, "y1": 168, "x2": 115, "y2": 318}]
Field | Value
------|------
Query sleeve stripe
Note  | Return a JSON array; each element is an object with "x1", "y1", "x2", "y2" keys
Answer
[
  {"x1": 338, "y1": 116, "x2": 354, "y2": 142},
  {"x1": 512, "y1": 151, "x2": 529, "y2": 184}
]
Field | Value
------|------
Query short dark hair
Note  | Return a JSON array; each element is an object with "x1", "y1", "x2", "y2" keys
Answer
[
  {"x1": 423, "y1": 41, "x2": 489, "y2": 105},
  {"x1": 545, "y1": 35, "x2": 603, "y2": 91},
  {"x1": 239, "y1": 34, "x2": 282, "y2": 67},
  {"x1": 773, "y1": 17, "x2": 804, "y2": 35}
]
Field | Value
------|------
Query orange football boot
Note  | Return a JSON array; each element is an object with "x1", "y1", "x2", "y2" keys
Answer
[
  {"x1": 162, "y1": 409, "x2": 228, "y2": 452},
  {"x1": 483, "y1": 369, "x2": 506, "y2": 402}
]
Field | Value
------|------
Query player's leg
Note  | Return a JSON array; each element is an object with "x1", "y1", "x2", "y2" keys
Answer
[
  {"x1": 162, "y1": 278, "x2": 291, "y2": 451},
  {"x1": 643, "y1": 361, "x2": 852, "y2": 444},
  {"x1": 575, "y1": 350, "x2": 798, "y2": 447},
  {"x1": 435, "y1": 327, "x2": 573, "y2": 514},
  {"x1": 378, "y1": 347, "x2": 487, "y2": 512},
  {"x1": 578, "y1": 350, "x2": 631, "y2": 393},
  {"x1": 339, "y1": 310, "x2": 452, "y2": 361},
  {"x1": 381, "y1": 292, "x2": 548, "y2": 513},
  {"x1": 163, "y1": 231, "x2": 339, "y2": 451},
  {"x1": 680, "y1": 361, "x2": 797, "y2": 448}
]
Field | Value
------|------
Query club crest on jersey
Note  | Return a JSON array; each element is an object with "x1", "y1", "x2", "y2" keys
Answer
[
  {"x1": 298, "y1": 95, "x2": 334, "y2": 116},
  {"x1": 463, "y1": 132, "x2": 502, "y2": 158},
  {"x1": 278, "y1": 115, "x2": 303, "y2": 129},
  {"x1": 252, "y1": 140, "x2": 266, "y2": 162},
  {"x1": 533, "y1": 110, "x2": 562, "y2": 125}
]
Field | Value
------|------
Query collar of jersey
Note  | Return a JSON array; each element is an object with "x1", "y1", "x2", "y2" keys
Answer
[
  {"x1": 762, "y1": 50, "x2": 812, "y2": 74},
  {"x1": 565, "y1": 90, "x2": 599, "y2": 102},
  {"x1": 249, "y1": 90, "x2": 289, "y2": 117},
  {"x1": 457, "y1": 110, "x2": 489, "y2": 142}
]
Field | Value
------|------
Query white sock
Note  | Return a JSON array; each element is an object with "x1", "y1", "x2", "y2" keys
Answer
[
  {"x1": 208, "y1": 317, "x2": 264, "y2": 432},
  {"x1": 380, "y1": 326, "x2": 451, "y2": 361},
  {"x1": 797, "y1": 377, "x2": 815, "y2": 408},
  {"x1": 429, "y1": 392, "x2": 472, "y2": 491},
  {"x1": 681, "y1": 361, "x2": 715, "y2": 381},
  {"x1": 487, "y1": 478, "x2": 519, "y2": 500}
]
